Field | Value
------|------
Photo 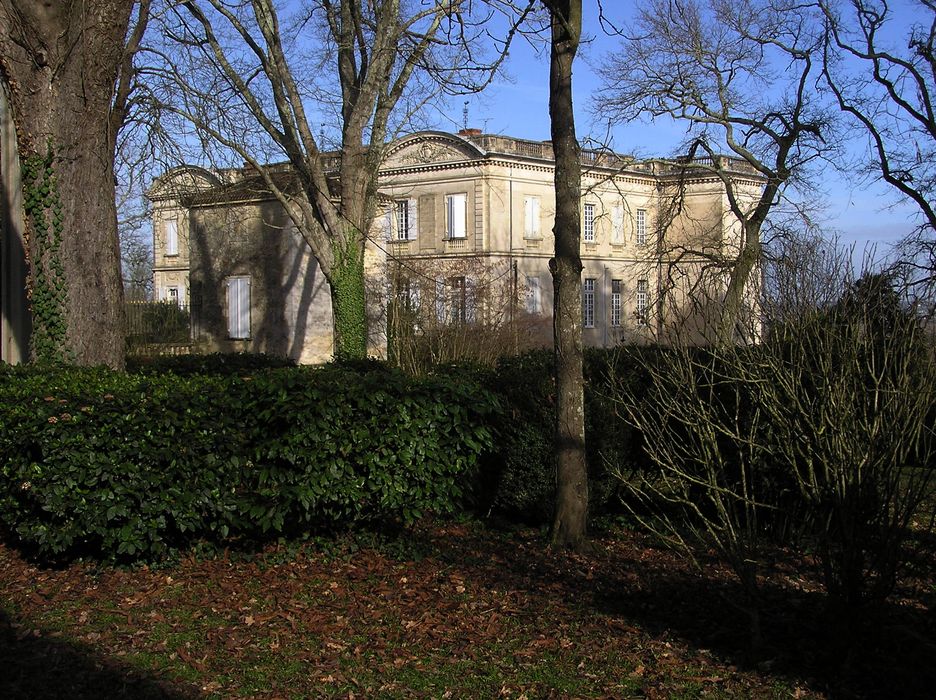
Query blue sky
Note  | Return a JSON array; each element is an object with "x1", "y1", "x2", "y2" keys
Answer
[{"x1": 450, "y1": 2, "x2": 926, "y2": 260}]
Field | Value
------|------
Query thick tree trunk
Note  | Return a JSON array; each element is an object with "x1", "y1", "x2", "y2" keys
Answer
[
  {"x1": 330, "y1": 235, "x2": 367, "y2": 360},
  {"x1": 544, "y1": 0, "x2": 588, "y2": 551},
  {"x1": 0, "y1": 0, "x2": 131, "y2": 368}
]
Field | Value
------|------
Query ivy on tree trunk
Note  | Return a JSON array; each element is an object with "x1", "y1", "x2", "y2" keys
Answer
[{"x1": 0, "y1": 0, "x2": 132, "y2": 368}]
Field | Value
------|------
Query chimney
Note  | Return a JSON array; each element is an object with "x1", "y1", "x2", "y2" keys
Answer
[{"x1": 458, "y1": 128, "x2": 482, "y2": 138}]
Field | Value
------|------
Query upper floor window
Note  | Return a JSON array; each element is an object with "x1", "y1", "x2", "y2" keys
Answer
[
  {"x1": 583, "y1": 203, "x2": 595, "y2": 243},
  {"x1": 394, "y1": 200, "x2": 415, "y2": 241},
  {"x1": 583, "y1": 277, "x2": 596, "y2": 328},
  {"x1": 610, "y1": 279, "x2": 622, "y2": 327},
  {"x1": 446, "y1": 193, "x2": 467, "y2": 239},
  {"x1": 165, "y1": 217, "x2": 179, "y2": 256},
  {"x1": 524, "y1": 196, "x2": 541, "y2": 239},
  {"x1": 636, "y1": 209, "x2": 647, "y2": 247}
]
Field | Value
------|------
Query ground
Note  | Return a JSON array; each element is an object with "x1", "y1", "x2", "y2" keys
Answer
[{"x1": 1, "y1": 519, "x2": 933, "y2": 699}]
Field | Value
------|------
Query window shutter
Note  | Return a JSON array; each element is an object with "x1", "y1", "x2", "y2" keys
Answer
[
  {"x1": 447, "y1": 194, "x2": 467, "y2": 239},
  {"x1": 465, "y1": 278, "x2": 477, "y2": 323},
  {"x1": 435, "y1": 277, "x2": 446, "y2": 322},
  {"x1": 165, "y1": 217, "x2": 179, "y2": 256},
  {"x1": 381, "y1": 206, "x2": 392, "y2": 242},
  {"x1": 407, "y1": 199, "x2": 417, "y2": 240},
  {"x1": 227, "y1": 276, "x2": 250, "y2": 339}
]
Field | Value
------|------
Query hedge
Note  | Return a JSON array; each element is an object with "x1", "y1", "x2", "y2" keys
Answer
[
  {"x1": 472, "y1": 347, "x2": 656, "y2": 524},
  {"x1": 0, "y1": 362, "x2": 500, "y2": 563}
]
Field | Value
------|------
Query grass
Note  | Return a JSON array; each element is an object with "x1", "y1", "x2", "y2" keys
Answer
[{"x1": 1, "y1": 519, "x2": 933, "y2": 699}]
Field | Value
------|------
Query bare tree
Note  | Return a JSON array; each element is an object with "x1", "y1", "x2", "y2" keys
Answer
[
  {"x1": 147, "y1": 0, "x2": 532, "y2": 359},
  {"x1": 0, "y1": 1, "x2": 149, "y2": 367},
  {"x1": 596, "y1": 0, "x2": 840, "y2": 345},
  {"x1": 615, "y1": 243, "x2": 936, "y2": 648},
  {"x1": 540, "y1": 0, "x2": 588, "y2": 550},
  {"x1": 819, "y1": 0, "x2": 936, "y2": 293}
]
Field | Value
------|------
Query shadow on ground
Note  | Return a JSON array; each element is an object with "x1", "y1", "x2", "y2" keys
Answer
[
  {"x1": 0, "y1": 609, "x2": 196, "y2": 700},
  {"x1": 421, "y1": 522, "x2": 936, "y2": 700}
]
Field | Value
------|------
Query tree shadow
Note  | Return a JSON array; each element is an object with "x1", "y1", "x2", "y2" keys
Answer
[
  {"x1": 419, "y1": 523, "x2": 936, "y2": 699},
  {"x1": 0, "y1": 608, "x2": 197, "y2": 700}
]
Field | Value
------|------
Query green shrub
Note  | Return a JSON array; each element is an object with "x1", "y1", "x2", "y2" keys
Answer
[
  {"x1": 473, "y1": 348, "x2": 652, "y2": 524},
  {"x1": 127, "y1": 351, "x2": 295, "y2": 376},
  {"x1": 0, "y1": 362, "x2": 499, "y2": 564}
]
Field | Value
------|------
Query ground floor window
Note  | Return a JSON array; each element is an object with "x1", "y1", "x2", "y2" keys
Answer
[{"x1": 227, "y1": 276, "x2": 251, "y2": 339}]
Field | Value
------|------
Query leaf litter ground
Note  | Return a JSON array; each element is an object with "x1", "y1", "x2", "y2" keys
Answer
[{"x1": 1, "y1": 520, "x2": 934, "y2": 699}]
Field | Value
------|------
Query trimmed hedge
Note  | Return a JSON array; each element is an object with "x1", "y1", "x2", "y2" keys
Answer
[
  {"x1": 474, "y1": 347, "x2": 655, "y2": 523},
  {"x1": 0, "y1": 362, "x2": 499, "y2": 563},
  {"x1": 127, "y1": 351, "x2": 296, "y2": 376}
]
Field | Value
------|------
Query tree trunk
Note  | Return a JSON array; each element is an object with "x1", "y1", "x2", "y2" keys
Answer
[
  {"x1": 330, "y1": 233, "x2": 368, "y2": 360},
  {"x1": 544, "y1": 0, "x2": 588, "y2": 551},
  {"x1": 718, "y1": 221, "x2": 762, "y2": 346},
  {"x1": 0, "y1": 0, "x2": 131, "y2": 368}
]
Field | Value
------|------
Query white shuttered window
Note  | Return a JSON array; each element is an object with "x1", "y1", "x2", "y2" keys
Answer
[
  {"x1": 446, "y1": 193, "x2": 467, "y2": 239},
  {"x1": 227, "y1": 276, "x2": 251, "y2": 339},
  {"x1": 165, "y1": 217, "x2": 179, "y2": 256}
]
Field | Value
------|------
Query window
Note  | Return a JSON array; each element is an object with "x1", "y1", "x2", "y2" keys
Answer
[
  {"x1": 450, "y1": 276, "x2": 467, "y2": 324},
  {"x1": 610, "y1": 279, "x2": 622, "y2": 327},
  {"x1": 395, "y1": 279, "x2": 420, "y2": 313},
  {"x1": 611, "y1": 205, "x2": 624, "y2": 245},
  {"x1": 165, "y1": 217, "x2": 178, "y2": 256},
  {"x1": 226, "y1": 276, "x2": 251, "y2": 339},
  {"x1": 394, "y1": 200, "x2": 414, "y2": 241},
  {"x1": 446, "y1": 193, "x2": 467, "y2": 239},
  {"x1": 524, "y1": 196, "x2": 540, "y2": 238},
  {"x1": 583, "y1": 203, "x2": 595, "y2": 243},
  {"x1": 636, "y1": 209, "x2": 647, "y2": 246},
  {"x1": 166, "y1": 286, "x2": 180, "y2": 307},
  {"x1": 636, "y1": 278, "x2": 649, "y2": 326},
  {"x1": 583, "y1": 277, "x2": 595, "y2": 328},
  {"x1": 525, "y1": 275, "x2": 541, "y2": 315}
]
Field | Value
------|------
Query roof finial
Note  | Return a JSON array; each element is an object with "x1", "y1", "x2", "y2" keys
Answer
[{"x1": 463, "y1": 101, "x2": 469, "y2": 131}]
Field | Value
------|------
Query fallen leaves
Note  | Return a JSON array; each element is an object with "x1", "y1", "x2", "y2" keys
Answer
[{"x1": 1, "y1": 520, "x2": 932, "y2": 698}]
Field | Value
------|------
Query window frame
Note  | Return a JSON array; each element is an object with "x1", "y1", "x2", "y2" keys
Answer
[
  {"x1": 583, "y1": 277, "x2": 596, "y2": 328},
  {"x1": 636, "y1": 278, "x2": 649, "y2": 326},
  {"x1": 610, "y1": 279, "x2": 622, "y2": 327},
  {"x1": 394, "y1": 200, "x2": 411, "y2": 241},
  {"x1": 636, "y1": 209, "x2": 647, "y2": 247},
  {"x1": 583, "y1": 202, "x2": 596, "y2": 243}
]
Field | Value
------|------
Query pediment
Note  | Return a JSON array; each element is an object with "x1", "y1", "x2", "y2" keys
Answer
[
  {"x1": 147, "y1": 166, "x2": 223, "y2": 201},
  {"x1": 382, "y1": 132, "x2": 483, "y2": 169}
]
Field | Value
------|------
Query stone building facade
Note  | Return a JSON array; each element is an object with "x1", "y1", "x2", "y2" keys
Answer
[{"x1": 150, "y1": 130, "x2": 763, "y2": 364}]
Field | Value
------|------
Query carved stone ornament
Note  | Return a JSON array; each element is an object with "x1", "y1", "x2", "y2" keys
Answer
[{"x1": 400, "y1": 141, "x2": 459, "y2": 165}]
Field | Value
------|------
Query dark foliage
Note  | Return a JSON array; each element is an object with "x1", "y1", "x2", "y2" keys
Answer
[{"x1": 0, "y1": 362, "x2": 499, "y2": 564}]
